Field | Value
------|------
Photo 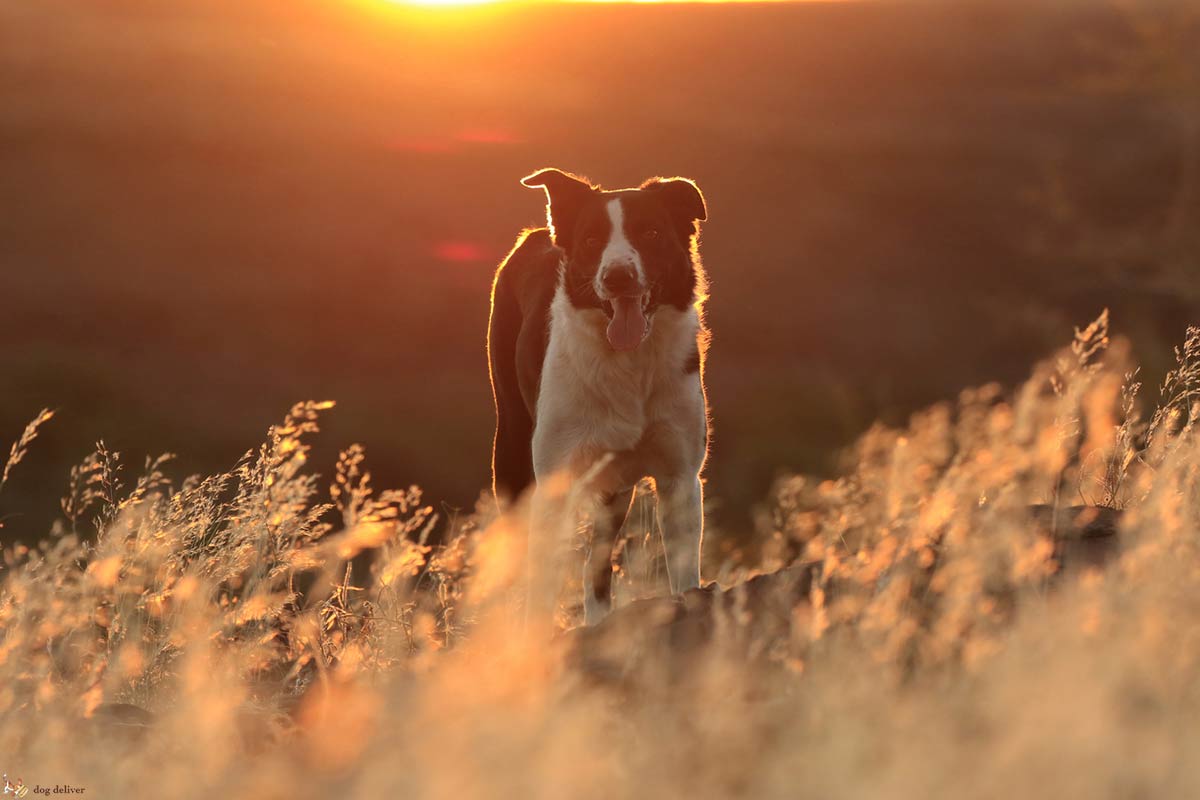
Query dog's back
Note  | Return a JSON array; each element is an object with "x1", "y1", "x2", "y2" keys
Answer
[{"x1": 488, "y1": 228, "x2": 559, "y2": 504}]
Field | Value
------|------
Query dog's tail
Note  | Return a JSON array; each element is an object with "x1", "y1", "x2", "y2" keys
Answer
[{"x1": 488, "y1": 264, "x2": 535, "y2": 509}]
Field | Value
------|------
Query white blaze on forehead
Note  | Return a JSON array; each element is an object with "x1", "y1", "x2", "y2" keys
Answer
[
  {"x1": 595, "y1": 197, "x2": 651, "y2": 351},
  {"x1": 597, "y1": 197, "x2": 645, "y2": 284}
]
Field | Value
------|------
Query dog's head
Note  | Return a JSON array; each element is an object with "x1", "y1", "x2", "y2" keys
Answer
[{"x1": 521, "y1": 168, "x2": 706, "y2": 352}]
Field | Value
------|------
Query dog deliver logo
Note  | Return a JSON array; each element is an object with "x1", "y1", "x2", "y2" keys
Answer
[{"x1": 3, "y1": 775, "x2": 28, "y2": 799}]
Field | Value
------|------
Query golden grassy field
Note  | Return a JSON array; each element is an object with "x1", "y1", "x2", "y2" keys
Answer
[{"x1": 2, "y1": 310, "x2": 1199, "y2": 798}]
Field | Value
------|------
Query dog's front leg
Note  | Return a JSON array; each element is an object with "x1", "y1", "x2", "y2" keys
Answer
[
  {"x1": 656, "y1": 474, "x2": 704, "y2": 594},
  {"x1": 582, "y1": 487, "x2": 635, "y2": 625},
  {"x1": 526, "y1": 476, "x2": 571, "y2": 634}
]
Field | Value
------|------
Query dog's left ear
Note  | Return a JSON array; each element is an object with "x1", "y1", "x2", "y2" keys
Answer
[{"x1": 641, "y1": 177, "x2": 707, "y2": 239}]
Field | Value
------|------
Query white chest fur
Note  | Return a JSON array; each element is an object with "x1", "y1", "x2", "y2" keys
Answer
[{"x1": 532, "y1": 286, "x2": 706, "y2": 482}]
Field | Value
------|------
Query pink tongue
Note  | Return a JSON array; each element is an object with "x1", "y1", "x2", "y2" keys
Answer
[{"x1": 607, "y1": 296, "x2": 647, "y2": 351}]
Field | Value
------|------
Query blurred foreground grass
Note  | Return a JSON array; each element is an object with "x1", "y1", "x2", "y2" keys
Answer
[{"x1": 1, "y1": 310, "x2": 1199, "y2": 798}]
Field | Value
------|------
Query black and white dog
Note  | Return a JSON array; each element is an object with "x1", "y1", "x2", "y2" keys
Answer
[{"x1": 488, "y1": 168, "x2": 710, "y2": 625}]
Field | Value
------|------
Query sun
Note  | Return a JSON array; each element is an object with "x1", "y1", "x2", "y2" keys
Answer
[{"x1": 381, "y1": 0, "x2": 500, "y2": 5}]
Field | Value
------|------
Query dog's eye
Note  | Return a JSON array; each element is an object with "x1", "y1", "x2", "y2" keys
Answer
[
  {"x1": 584, "y1": 236, "x2": 602, "y2": 249},
  {"x1": 643, "y1": 228, "x2": 660, "y2": 241}
]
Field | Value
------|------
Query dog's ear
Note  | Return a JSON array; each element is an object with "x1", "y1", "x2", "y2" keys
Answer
[
  {"x1": 641, "y1": 177, "x2": 707, "y2": 240},
  {"x1": 521, "y1": 168, "x2": 596, "y2": 250}
]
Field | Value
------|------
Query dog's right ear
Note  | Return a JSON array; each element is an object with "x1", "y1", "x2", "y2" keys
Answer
[{"x1": 521, "y1": 168, "x2": 596, "y2": 250}]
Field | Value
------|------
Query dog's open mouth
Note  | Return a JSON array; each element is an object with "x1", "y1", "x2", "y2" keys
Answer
[{"x1": 602, "y1": 293, "x2": 650, "y2": 352}]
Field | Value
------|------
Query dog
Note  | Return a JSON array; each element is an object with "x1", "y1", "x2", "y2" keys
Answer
[{"x1": 488, "y1": 168, "x2": 711, "y2": 626}]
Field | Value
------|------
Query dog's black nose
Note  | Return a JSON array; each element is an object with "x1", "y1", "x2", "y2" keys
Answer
[{"x1": 601, "y1": 266, "x2": 639, "y2": 296}]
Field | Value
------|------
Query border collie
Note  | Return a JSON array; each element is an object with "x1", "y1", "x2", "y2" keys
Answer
[{"x1": 488, "y1": 168, "x2": 710, "y2": 626}]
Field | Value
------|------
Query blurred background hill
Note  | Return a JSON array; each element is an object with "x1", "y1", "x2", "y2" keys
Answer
[{"x1": 1, "y1": 0, "x2": 1197, "y2": 546}]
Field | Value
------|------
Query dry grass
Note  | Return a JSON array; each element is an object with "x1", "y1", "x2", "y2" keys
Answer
[{"x1": 2, "y1": 311, "x2": 1200, "y2": 798}]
